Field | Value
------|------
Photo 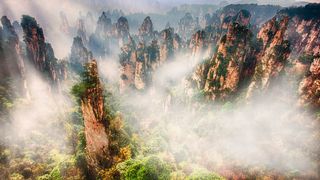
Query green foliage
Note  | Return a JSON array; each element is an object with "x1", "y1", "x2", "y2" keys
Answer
[
  {"x1": 77, "y1": 131, "x2": 86, "y2": 152},
  {"x1": 274, "y1": 40, "x2": 291, "y2": 62},
  {"x1": 250, "y1": 38, "x2": 263, "y2": 52},
  {"x1": 74, "y1": 130, "x2": 88, "y2": 176},
  {"x1": 71, "y1": 83, "x2": 87, "y2": 99},
  {"x1": 221, "y1": 101, "x2": 234, "y2": 111},
  {"x1": 21, "y1": 15, "x2": 44, "y2": 38},
  {"x1": 37, "y1": 174, "x2": 50, "y2": 180},
  {"x1": 117, "y1": 156, "x2": 173, "y2": 180},
  {"x1": 299, "y1": 53, "x2": 314, "y2": 64},
  {"x1": 216, "y1": 53, "x2": 229, "y2": 78},
  {"x1": 71, "y1": 65, "x2": 98, "y2": 100},
  {"x1": 49, "y1": 166, "x2": 62, "y2": 180},
  {"x1": 0, "y1": 80, "x2": 15, "y2": 113},
  {"x1": 192, "y1": 90, "x2": 208, "y2": 102},
  {"x1": 170, "y1": 170, "x2": 187, "y2": 180},
  {"x1": 187, "y1": 169, "x2": 224, "y2": 180},
  {"x1": 10, "y1": 173, "x2": 24, "y2": 180}
]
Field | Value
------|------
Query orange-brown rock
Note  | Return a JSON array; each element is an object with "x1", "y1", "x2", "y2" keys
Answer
[
  {"x1": 80, "y1": 60, "x2": 110, "y2": 173},
  {"x1": 21, "y1": 15, "x2": 61, "y2": 87},
  {"x1": 119, "y1": 42, "x2": 136, "y2": 93},
  {"x1": 204, "y1": 22, "x2": 254, "y2": 100},
  {"x1": 299, "y1": 58, "x2": 320, "y2": 107},
  {"x1": 247, "y1": 16, "x2": 290, "y2": 98},
  {"x1": 159, "y1": 28, "x2": 175, "y2": 64}
]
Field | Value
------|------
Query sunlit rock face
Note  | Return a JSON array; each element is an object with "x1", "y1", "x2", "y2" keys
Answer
[
  {"x1": 88, "y1": 12, "x2": 113, "y2": 57},
  {"x1": 247, "y1": 4, "x2": 320, "y2": 103},
  {"x1": 138, "y1": 16, "x2": 155, "y2": 44},
  {"x1": 159, "y1": 27, "x2": 178, "y2": 64},
  {"x1": 204, "y1": 21, "x2": 255, "y2": 100},
  {"x1": 299, "y1": 58, "x2": 320, "y2": 107},
  {"x1": 134, "y1": 42, "x2": 147, "y2": 90},
  {"x1": 188, "y1": 30, "x2": 211, "y2": 90},
  {"x1": 246, "y1": 16, "x2": 290, "y2": 98},
  {"x1": 80, "y1": 60, "x2": 110, "y2": 174},
  {"x1": 190, "y1": 30, "x2": 208, "y2": 63},
  {"x1": 190, "y1": 9, "x2": 255, "y2": 93},
  {"x1": 119, "y1": 41, "x2": 136, "y2": 93},
  {"x1": 20, "y1": 15, "x2": 61, "y2": 88},
  {"x1": 70, "y1": 36, "x2": 92, "y2": 72},
  {"x1": 285, "y1": 15, "x2": 320, "y2": 64}
]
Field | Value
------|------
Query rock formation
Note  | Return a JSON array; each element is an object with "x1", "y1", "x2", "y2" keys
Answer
[
  {"x1": 116, "y1": 16, "x2": 131, "y2": 46},
  {"x1": 0, "y1": 16, "x2": 28, "y2": 97},
  {"x1": 119, "y1": 40, "x2": 136, "y2": 93},
  {"x1": 246, "y1": 16, "x2": 290, "y2": 98},
  {"x1": 77, "y1": 19, "x2": 88, "y2": 46},
  {"x1": 159, "y1": 28, "x2": 175, "y2": 64},
  {"x1": 118, "y1": 16, "x2": 185, "y2": 92},
  {"x1": 178, "y1": 13, "x2": 200, "y2": 40},
  {"x1": 138, "y1": 16, "x2": 155, "y2": 44},
  {"x1": 204, "y1": 22, "x2": 255, "y2": 100},
  {"x1": 80, "y1": 60, "x2": 110, "y2": 174},
  {"x1": 70, "y1": 36, "x2": 93, "y2": 72},
  {"x1": 21, "y1": 15, "x2": 62, "y2": 88},
  {"x1": 299, "y1": 57, "x2": 320, "y2": 107},
  {"x1": 88, "y1": 12, "x2": 113, "y2": 57},
  {"x1": 218, "y1": 4, "x2": 281, "y2": 27},
  {"x1": 59, "y1": 11, "x2": 71, "y2": 35}
]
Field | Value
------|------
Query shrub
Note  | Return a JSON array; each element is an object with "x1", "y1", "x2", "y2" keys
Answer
[
  {"x1": 49, "y1": 166, "x2": 62, "y2": 180},
  {"x1": 117, "y1": 156, "x2": 173, "y2": 180},
  {"x1": 187, "y1": 169, "x2": 224, "y2": 180}
]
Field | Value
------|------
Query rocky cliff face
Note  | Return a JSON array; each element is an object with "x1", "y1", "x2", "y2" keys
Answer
[
  {"x1": 193, "y1": 4, "x2": 320, "y2": 107},
  {"x1": 0, "y1": 16, "x2": 28, "y2": 97},
  {"x1": 59, "y1": 12, "x2": 71, "y2": 35},
  {"x1": 247, "y1": 5, "x2": 320, "y2": 103},
  {"x1": 178, "y1": 13, "x2": 200, "y2": 40},
  {"x1": 119, "y1": 17, "x2": 182, "y2": 92},
  {"x1": 203, "y1": 22, "x2": 255, "y2": 100},
  {"x1": 80, "y1": 60, "x2": 110, "y2": 174},
  {"x1": 246, "y1": 16, "x2": 290, "y2": 98},
  {"x1": 70, "y1": 36, "x2": 93, "y2": 72},
  {"x1": 138, "y1": 16, "x2": 155, "y2": 44},
  {"x1": 190, "y1": 30, "x2": 208, "y2": 64},
  {"x1": 77, "y1": 19, "x2": 88, "y2": 46},
  {"x1": 299, "y1": 58, "x2": 320, "y2": 108},
  {"x1": 88, "y1": 12, "x2": 113, "y2": 57},
  {"x1": 119, "y1": 41, "x2": 136, "y2": 93},
  {"x1": 189, "y1": 31, "x2": 220, "y2": 90},
  {"x1": 159, "y1": 28, "x2": 176, "y2": 64},
  {"x1": 218, "y1": 4, "x2": 281, "y2": 27},
  {"x1": 21, "y1": 15, "x2": 62, "y2": 87},
  {"x1": 116, "y1": 16, "x2": 131, "y2": 46},
  {"x1": 134, "y1": 42, "x2": 147, "y2": 90}
]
